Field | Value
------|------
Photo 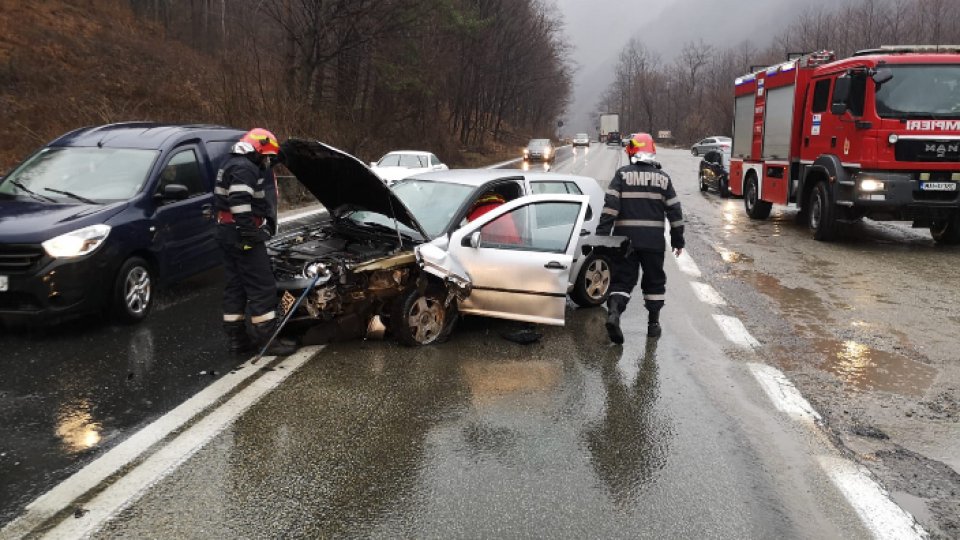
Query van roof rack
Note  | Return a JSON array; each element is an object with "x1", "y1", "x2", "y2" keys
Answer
[{"x1": 854, "y1": 45, "x2": 960, "y2": 56}]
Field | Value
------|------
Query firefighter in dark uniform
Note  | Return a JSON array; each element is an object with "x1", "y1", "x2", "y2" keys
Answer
[
  {"x1": 597, "y1": 137, "x2": 685, "y2": 343},
  {"x1": 215, "y1": 128, "x2": 297, "y2": 356}
]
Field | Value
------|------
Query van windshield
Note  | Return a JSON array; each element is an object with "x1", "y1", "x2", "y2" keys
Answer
[
  {"x1": 0, "y1": 147, "x2": 159, "y2": 203},
  {"x1": 875, "y1": 65, "x2": 960, "y2": 119}
]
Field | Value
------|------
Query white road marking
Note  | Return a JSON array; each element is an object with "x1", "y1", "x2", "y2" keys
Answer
[
  {"x1": 690, "y1": 282, "x2": 726, "y2": 306},
  {"x1": 675, "y1": 250, "x2": 702, "y2": 278},
  {"x1": 818, "y1": 456, "x2": 928, "y2": 540},
  {"x1": 747, "y1": 363, "x2": 821, "y2": 423},
  {"x1": 486, "y1": 157, "x2": 523, "y2": 169},
  {"x1": 0, "y1": 355, "x2": 288, "y2": 539},
  {"x1": 41, "y1": 347, "x2": 319, "y2": 540},
  {"x1": 278, "y1": 207, "x2": 326, "y2": 224},
  {"x1": 712, "y1": 314, "x2": 760, "y2": 349}
]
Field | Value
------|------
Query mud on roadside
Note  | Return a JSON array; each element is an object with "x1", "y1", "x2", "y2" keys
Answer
[{"x1": 681, "y1": 215, "x2": 960, "y2": 539}]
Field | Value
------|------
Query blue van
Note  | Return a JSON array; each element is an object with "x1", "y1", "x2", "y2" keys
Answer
[{"x1": 0, "y1": 122, "x2": 245, "y2": 325}]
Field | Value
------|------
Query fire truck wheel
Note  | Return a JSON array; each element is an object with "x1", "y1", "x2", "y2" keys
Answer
[
  {"x1": 744, "y1": 176, "x2": 772, "y2": 219},
  {"x1": 930, "y1": 217, "x2": 960, "y2": 244},
  {"x1": 719, "y1": 176, "x2": 730, "y2": 198},
  {"x1": 808, "y1": 181, "x2": 839, "y2": 241}
]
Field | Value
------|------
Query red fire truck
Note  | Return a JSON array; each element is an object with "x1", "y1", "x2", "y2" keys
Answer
[{"x1": 729, "y1": 46, "x2": 960, "y2": 243}]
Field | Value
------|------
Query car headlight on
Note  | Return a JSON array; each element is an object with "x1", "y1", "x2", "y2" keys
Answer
[
  {"x1": 42, "y1": 224, "x2": 111, "y2": 258},
  {"x1": 859, "y1": 179, "x2": 885, "y2": 192},
  {"x1": 544, "y1": 148, "x2": 551, "y2": 157}
]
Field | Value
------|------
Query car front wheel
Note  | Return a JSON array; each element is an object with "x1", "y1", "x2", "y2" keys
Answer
[
  {"x1": 930, "y1": 217, "x2": 960, "y2": 244},
  {"x1": 112, "y1": 256, "x2": 153, "y2": 323},
  {"x1": 691, "y1": 148, "x2": 698, "y2": 156},
  {"x1": 570, "y1": 253, "x2": 612, "y2": 307},
  {"x1": 390, "y1": 286, "x2": 457, "y2": 346}
]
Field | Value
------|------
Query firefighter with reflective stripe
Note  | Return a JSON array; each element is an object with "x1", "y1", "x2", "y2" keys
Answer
[
  {"x1": 596, "y1": 136, "x2": 685, "y2": 343},
  {"x1": 215, "y1": 128, "x2": 297, "y2": 356}
]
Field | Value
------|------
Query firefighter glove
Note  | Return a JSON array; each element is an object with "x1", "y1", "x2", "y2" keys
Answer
[{"x1": 670, "y1": 229, "x2": 685, "y2": 250}]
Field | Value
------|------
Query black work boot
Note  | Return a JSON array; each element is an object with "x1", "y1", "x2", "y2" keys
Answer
[
  {"x1": 251, "y1": 319, "x2": 299, "y2": 357},
  {"x1": 647, "y1": 308, "x2": 662, "y2": 338},
  {"x1": 605, "y1": 295, "x2": 628, "y2": 345},
  {"x1": 223, "y1": 321, "x2": 253, "y2": 354}
]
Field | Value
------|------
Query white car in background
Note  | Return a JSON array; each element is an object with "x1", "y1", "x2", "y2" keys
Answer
[
  {"x1": 572, "y1": 133, "x2": 590, "y2": 147},
  {"x1": 370, "y1": 150, "x2": 448, "y2": 185}
]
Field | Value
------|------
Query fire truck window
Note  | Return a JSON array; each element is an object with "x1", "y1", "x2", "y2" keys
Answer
[
  {"x1": 847, "y1": 75, "x2": 867, "y2": 116},
  {"x1": 811, "y1": 79, "x2": 831, "y2": 113}
]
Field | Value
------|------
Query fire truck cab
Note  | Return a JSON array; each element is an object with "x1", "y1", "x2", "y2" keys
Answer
[{"x1": 729, "y1": 46, "x2": 960, "y2": 243}]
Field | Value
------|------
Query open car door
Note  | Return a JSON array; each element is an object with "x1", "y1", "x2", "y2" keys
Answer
[{"x1": 440, "y1": 193, "x2": 589, "y2": 325}]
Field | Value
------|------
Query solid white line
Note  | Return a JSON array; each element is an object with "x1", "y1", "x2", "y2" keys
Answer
[
  {"x1": 690, "y1": 282, "x2": 726, "y2": 306},
  {"x1": 0, "y1": 355, "x2": 284, "y2": 540},
  {"x1": 41, "y1": 347, "x2": 320, "y2": 540},
  {"x1": 675, "y1": 251, "x2": 702, "y2": 278},
  {"x1": 278, "y1": 207, "x2": 326, "y2": 224},
  {"x1": 712, "y1": 314, "x2": 760, "y2": 349},
  {"x1": 818, "y1": 456, "x2": 928, "y2": 540},
  {"x1": 747, "y1": 363, "x2": 821, "y2": 423},
  {"x1": 486, "y1": 157, "x2": 523, "y2": 169}
]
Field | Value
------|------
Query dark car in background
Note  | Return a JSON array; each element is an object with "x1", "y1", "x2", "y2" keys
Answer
[
  {"x1": 0, "y1": 122, "x2": 244, "y2": 326},
  {"x1": 698, "y1": 149, "x2": 731, "y2": 197},
  {"x1": 606, "y1": 131, "x2": 622, "y2": 146}
]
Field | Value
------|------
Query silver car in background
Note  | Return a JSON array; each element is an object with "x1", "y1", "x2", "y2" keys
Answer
[{"x1": 690, "y1": 136, "x2": 731, "y2": 156}]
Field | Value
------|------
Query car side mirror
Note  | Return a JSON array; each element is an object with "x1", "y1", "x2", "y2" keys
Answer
[
  {"x1": 158, "y1": 184, "x2": 189, "y2": 201},
  {"x1": 461, "y1": 231, "x2": 481, "y2": 248},
  {"x1": 872, "y1": 68, "x2": 893, "y2": 86}
]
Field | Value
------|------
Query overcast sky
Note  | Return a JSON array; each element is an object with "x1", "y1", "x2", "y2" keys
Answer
[{"x1": 551, "y1": 0, "x2": 835, "y2": 133}]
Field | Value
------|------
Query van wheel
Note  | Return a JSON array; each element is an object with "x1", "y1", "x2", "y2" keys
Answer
[
  {"x1": 744, "y1": 175, "x2": 772, "y2": 219},
  {"x1": 930, "y1": 217, "x2": 960, "y2": 244},
  {"x1": 112, "y1": 257, "x2": 153, "y2": 323},
  {"x1": 808, "y1": 181, "x2": 839, "y2": 241},
  {"x1": 571, "y1": 253, "x2": 612, "y2": 308},
  {"x1": 390, "y1": 286, "x2": 457, "y2": 346}
]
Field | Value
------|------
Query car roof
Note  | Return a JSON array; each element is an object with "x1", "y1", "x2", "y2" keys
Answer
[
  {"x1": 382, "y1": 150, "x2": 433, "y2": 156},
  {"x1": 49, "y1": 122, "x2": 244, "y2": 150},
  {"x1": 408, "y1": 168, "x2": 595, "y2": 188}
]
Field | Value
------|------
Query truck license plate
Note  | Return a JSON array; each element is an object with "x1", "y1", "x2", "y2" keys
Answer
[
  {"x1": 0, "y1": 276, "x2": 7, "y2": 292},
  {"x1": 920, "y1": 182, "x2": 957, "y2": 191}
]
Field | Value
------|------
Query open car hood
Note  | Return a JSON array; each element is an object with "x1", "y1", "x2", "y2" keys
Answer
[{"x1": 280, "y1": 139, "x2": 428, "y2": 239}]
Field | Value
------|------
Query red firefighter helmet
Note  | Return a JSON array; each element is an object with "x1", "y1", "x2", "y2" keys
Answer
[
  {"x1": 626, "y1": 133, "x2": 657, "y2": 164},
  {"x1": 238, "y1": 128, "x2": 280, "y2": 155}
]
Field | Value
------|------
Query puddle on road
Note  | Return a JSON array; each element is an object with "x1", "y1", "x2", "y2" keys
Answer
[
  {"x1": 812, "y1": 339, "x2": 937, "y2": 396},
  {"x1": 732, "y1": 269, "x2": 938, "y2": 397},
  {"x1": 715, "y1": 246, "x2": 754, "y2": 264},
  {"x1": 55, "y1": 400, "x2": 102, "y2": 453}
]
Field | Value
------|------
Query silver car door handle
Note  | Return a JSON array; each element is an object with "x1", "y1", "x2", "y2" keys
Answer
[{"x1": 544, "y1": 261, "x2": 567, "y2": 270}]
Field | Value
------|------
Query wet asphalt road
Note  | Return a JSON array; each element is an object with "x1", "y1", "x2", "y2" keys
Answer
[{"x1": 1, "y1": 144, "x2": 932, "y2": 537}]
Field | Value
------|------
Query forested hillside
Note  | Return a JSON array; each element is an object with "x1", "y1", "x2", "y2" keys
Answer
[
  {"x1": 0, "y1": 0, "x2": 571, "y2": 171},
  {"x1": 600, "y1": 0, "x2": 960, "y2": 144}
]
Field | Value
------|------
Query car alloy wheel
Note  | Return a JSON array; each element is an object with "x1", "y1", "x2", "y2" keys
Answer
[
  {"x1": 391, "y1": 286, "x2": 455, "y2": 346},
  {"x1": 125, "y1": 267, "x2": 151, "y2": 315},
  {"x1": 113, "y1": 256, "x2": 154, "y2": 323},
  {"x1": 583, "y1": 258, "x2": 611, "y2": 301},
  {"x1": 571, "y1": 253, "x2": 612, "y2": 308}
]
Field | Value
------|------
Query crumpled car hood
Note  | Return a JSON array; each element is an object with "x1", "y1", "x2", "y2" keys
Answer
[{"x1": 280, "y1": 139, "x2": 428, "y2": 238}]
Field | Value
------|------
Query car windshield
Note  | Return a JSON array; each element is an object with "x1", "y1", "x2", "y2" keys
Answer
[
  {"x1": 390, "y1": 179, "x2": 476, "y2": 238},
  {"x1": 0, "y1": 147, "x2": 159, "y2": 203},
  {"x1": 875, "y1": 65, "x2": 960, "y2": 118},
  {"x1": 528, "y1": 139, "x2": 550, "y2": 148}
]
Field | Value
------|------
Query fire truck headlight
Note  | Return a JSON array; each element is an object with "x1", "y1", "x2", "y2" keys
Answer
[
  {"x1": 888, "y1": 134, "x2": 899, "y2": 144},
  {"x1": 859, "y1": 179, "x2": 886, "y2": 192}
]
